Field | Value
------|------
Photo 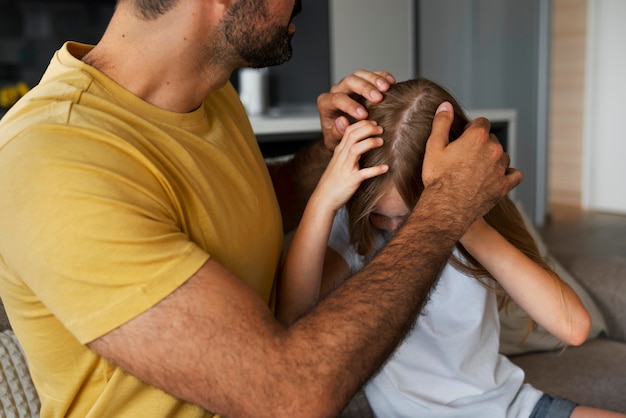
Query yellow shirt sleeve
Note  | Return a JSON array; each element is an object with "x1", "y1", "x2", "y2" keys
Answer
[
  {"x1": 0, "y1": 42, "x2": 282, "y2": 418},
  {"x1": 0, "y1": 124, "x2": 209, "y2": 344}
]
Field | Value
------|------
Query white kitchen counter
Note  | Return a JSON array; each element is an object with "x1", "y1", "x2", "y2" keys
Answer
[
  {"x1": 250, "y1": 106, "x2": 516, "y2": 165},
  {"x1": 248, "y1": 105, "x2": 321, "y2": 137}
]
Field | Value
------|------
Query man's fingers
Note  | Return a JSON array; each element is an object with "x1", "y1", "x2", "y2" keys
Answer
[
  {"x1": 355, "y1": 69, "x2": 396, "y2": 87},
  {"x1": 505, "y1": 167, "x2": 524, "y2": 191},
  {"x1": 464, "y1": 117, "x2": 492, "y2": 142},
  {"x1": 351, "y1": 70, "x2": 396, "y2": 103},
  {"x1": 465, "y1": 116, "x2": 491, "y2": 130},
  {"x1": 324, "y1": 70, "x2": 395, "y2": 120},
  {"x1": 331, "y1": 70, "x2": 395, "y2": 99},
  {"x1": 425, "y1": 102, "x2": 454, "y2": 152},
  {"x1": 317, "y1": 91, "x2": 367, "y2": 123},
  {"x1": 319, "y1": 69, "x2": 395, "y2": 151}
]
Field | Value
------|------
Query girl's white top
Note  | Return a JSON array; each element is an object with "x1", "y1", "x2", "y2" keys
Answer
[{"x1": 328, "y1": 207, "x2": 543, "y2": 418}]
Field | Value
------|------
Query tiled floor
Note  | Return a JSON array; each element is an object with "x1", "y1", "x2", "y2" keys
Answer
[{"x1": 539, "y1": 204, "x2": 626, "y2": 258}]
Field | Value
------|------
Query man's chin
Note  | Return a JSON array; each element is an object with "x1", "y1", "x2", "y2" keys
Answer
[{"x1": 244, "y1": 44, "x2": 293, "y2": 68}]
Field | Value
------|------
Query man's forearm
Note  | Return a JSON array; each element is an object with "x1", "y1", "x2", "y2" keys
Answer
[
  {"x1": 87, "y1": 188, "x2": 478, "y2": 418},
  {"x1": 285, "y1": 186, "x2": 472, "y2": 414},
  {"x1": 267, "y1": 139, "x2": 332, "y2": 233}
]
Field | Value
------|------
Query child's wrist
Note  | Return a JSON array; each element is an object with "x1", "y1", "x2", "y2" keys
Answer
[{"x1": 307, "y1": 191, "x2": 340, "y2": 217}]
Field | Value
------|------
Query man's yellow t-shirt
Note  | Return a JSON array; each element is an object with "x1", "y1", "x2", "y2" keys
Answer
[{"x1": 0, "y1": 42, "x2": 283, "y2": 417}]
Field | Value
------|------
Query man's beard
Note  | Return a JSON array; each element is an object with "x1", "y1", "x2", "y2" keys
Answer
[
  {"x1": 238, "y1": 27, "x2": 293, "y2": 68},
  {"x1": 221, "y1": 0, "x2": 296, "y2": 68}
]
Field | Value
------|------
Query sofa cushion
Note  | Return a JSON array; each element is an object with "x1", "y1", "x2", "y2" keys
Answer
[
  {"x1": 499, "y1": 202, "x2": 609, "y2": 355},
  {"x1": 559, "y1": 254, "x2": 626, "y2": 342},
  {"x1": 0, "y1": 330, "x2": 40, "y2": 417},
  {"x1": 0, "y1": 299, "x2": 10, "y2": 332},
  {"x1": 510, "y1": 337, "x2": 626, "y2": 413}
]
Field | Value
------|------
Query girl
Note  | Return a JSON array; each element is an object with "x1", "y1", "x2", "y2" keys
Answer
[{"x1": 277, "y1": 78, "x2": 625, "y2": 418}]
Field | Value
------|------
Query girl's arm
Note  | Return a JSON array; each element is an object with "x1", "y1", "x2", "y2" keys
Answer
[
  {"x1": 459, "y1": 217, "x2": 591, "y2": 346},
  {"x1": 276, "y1": 121, "x2": 388, "y2": 325},
  {"x1": 320, "y1": 247, "x2": 352, "y2": 299}
]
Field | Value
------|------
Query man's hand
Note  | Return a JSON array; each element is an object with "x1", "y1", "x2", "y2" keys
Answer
[
  {"x1": 422, "y1": 102, "x2": 523, "y2": 222},
  {"x1": 317, "y1": 70, "x2": 395, "y2": 150}
]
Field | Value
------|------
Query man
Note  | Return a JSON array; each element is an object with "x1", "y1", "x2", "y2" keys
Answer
[{"x1": 0, "y1": 0, "x2": 522, "y2": 417}]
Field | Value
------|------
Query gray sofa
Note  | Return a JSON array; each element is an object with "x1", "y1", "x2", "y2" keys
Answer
[
  {"x1": 339, "y1": 249, "x2": 626, "y2": 417},
  {"x1": 500, "y1": 204, "x2": 626, "y2": 414},
  {"x1": 509, "y1": 252, "x2": 626, "y2": 413},
  {"x1": 1, "y1": 250, "x2": 625, "y2": 417}
]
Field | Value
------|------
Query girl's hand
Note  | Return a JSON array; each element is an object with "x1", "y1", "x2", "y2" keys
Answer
[
  {"x1": 311, "y1": 120, "x2": 388, "y2": 212},
  {"x1": 278, "y1": 120, "x2": 388, "y2": 326}
]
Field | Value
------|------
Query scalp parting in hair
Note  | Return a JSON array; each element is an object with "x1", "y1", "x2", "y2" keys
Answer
[
  {"x1": 347, "y1": 78, "x2": 557, "y2": 334},
  {"x1": 346, "y1": 78, "x2": 468, "y2": 258}
]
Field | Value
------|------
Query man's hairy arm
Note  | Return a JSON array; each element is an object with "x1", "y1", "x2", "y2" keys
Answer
[
  {"x1": 89, "y1": 103, "x2": 522, "y2": 418},
  {"x1": 88, "y1": 189, "x2": 466, "y2": 418}
]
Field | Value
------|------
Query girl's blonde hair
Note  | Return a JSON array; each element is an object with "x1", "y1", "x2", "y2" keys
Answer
[{"x1": 347, "y1": 78, "x2": 557, "y2": 320}]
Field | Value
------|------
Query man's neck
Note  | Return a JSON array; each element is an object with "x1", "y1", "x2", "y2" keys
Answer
[{"x1": 82, "y1": 1, "x2": 235, "y2": 113}]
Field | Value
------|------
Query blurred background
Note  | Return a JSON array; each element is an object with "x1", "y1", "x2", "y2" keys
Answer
[{"x1": 1, "y1": 0, "x2": 624, "y2": 226}]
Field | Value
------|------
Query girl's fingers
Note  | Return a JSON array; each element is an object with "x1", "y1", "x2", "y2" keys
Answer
[
  {"x1": 336, "y1": 120, "x2": 382, "y2": 153},
  {"x1": 349, "y1": 136, "x2": 384, "y2": 158},
  {"x1": 357, "y1": 164, "x2": 389, "y2": 181}
]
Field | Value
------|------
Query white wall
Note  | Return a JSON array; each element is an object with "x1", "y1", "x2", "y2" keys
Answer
[
  {"x1": 328, "y1": 0, "x2": 416, "y2": 84},
  {"x1": 419, "y1": 0, "x2": 549, "y2": 224},
  {"x1": 583, "y1": 0, "x2": 626, "y2": 214}
]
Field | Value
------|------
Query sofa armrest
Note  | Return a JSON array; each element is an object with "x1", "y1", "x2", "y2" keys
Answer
[
  {"x1": 0, "y1": 299, "x2": 11, "y2": 332},
  {"x1": 554, "y1": 253, "x2": 626, "y2": 342},
  {"x1": 510, "y1": 338, "x2": 626, "y2": 413}
]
